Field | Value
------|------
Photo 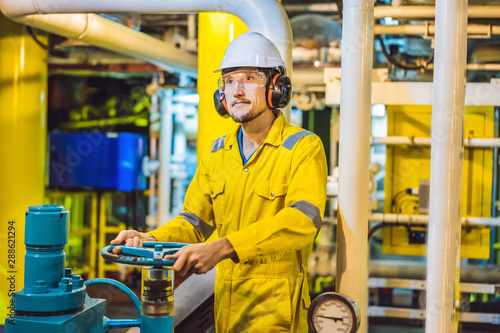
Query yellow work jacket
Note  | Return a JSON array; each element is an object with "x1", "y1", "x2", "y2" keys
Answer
[{"x1": 149, "y1": 111, "x2": 327, "y2": 332}]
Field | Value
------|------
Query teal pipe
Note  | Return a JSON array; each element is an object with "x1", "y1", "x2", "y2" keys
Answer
[{"x1": 85, "y1": 278, "x2": 142, "y2": 329}]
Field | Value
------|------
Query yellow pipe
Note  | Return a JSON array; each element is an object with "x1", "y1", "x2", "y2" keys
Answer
[
  {"x1": 0, "y1": 13, "x2": 48, "y2": 318},
  {"x1": 196, "y1": 13, "x2": 248, "y2": 161}
]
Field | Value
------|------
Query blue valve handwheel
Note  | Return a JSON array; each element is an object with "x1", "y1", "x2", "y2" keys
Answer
[{"x1": 100, "y1": 242, "x2": 189, "y2": 267}]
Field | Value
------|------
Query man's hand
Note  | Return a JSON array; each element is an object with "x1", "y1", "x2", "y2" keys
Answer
[
  {"x1": 164, "y1": 238, "x2": 238, "y2": 278},
  {"x1": 110, "y1": 230, "x2": 157, "y2": 254}
]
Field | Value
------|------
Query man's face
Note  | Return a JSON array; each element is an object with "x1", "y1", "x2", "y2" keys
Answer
[{"x1": 221, "y1": 67, "x2": 270, "y2": 123}]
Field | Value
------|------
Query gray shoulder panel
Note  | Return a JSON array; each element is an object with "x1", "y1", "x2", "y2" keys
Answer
[
  {"x1": 211, "y1": 135, "x2": 226, "y2": 153},
  {"x1": 282, "y1": 130, "x2": 315, "y2": 150}
]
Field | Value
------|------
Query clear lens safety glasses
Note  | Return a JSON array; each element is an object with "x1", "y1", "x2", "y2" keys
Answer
[{"x1": 218, "y1": 71, "x2": 267, "y2": 94}]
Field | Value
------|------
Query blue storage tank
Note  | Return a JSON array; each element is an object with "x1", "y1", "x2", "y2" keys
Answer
[{"x1": 49, "y1": 132, "x2": 147, "y2": 192}]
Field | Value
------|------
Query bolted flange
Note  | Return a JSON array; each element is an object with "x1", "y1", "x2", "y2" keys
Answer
[
  {"x1": 71, "y1": 274, "x2": 84, "y2": 288},
  {"x1": 58, "y1": 277, "x2": 73, "y2": 292},
  {"x1": 32, "y1": 280, "x2": 47, "y2": 294}
]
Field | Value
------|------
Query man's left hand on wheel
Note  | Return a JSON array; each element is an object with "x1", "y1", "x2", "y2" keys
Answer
[{"x1": 164, "y1": 237, "x2": 237, "y2": 277}]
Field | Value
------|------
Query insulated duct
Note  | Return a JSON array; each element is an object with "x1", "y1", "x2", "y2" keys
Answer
[{"x1": 0, "y1": 0, "x2": 293, "y2": 94}]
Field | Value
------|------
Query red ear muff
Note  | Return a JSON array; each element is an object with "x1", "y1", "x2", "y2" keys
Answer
[
  {"x1": 267, "y1": 74, "x2": 280, "y2": 108},
  {"x1": 213, "y1": 89, "x2": 230, "y2": 118},
  {"x1": 266, "y1": 73, "x2": 292, "y2": 109}
]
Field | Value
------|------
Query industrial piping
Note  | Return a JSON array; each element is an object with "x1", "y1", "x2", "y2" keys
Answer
[
  {"x1": 374, "y1": 23, "x2": 500, "y2": 36},
  {"x1": 425, "y1": 0, "x2": 468, "y2": 331},
  {"x1": 0, "y1": 0, "x2": 293, "y2": 107},
  {"x1": 372, "y1": 136, "x2": 500, "y2": 148},
  {"x1": 158, "y1": 90, "x2": 174, "y2": 227},
  {"x1": 336, "y1": 0, "x2": 374, "y2": 332},
  {"x1": 0, "y1": 12, "x2": 198, "y2": 77},
  {"x1": 370, "y1": 213, "x2": 500, "y2": 227},
  {"x1": 369, "y1": 260, "x2": 500, "y2": 284},
  {"x1": 374, "y1": 5, "x2": 500, "y2": 19}
]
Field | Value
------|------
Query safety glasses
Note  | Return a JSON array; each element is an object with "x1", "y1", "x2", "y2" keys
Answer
[{"x1": 218, "y1": 70, "x2": 267, "y2": 94}]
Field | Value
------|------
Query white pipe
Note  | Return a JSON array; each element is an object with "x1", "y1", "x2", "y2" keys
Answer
[
  {"x1": 158, "y1": 89, "x2": 174, "y2": 226},
  {"x1": 187, "y1": 14, "x2": 196, "y2": 41},
  {"x1": 371, "y1": 136, "x2": 500, "y2": 147},
  {"x1": 370, "y1": 213, "x2": 500, "y2": 227},
  {"x1": 465, "y1": 63, "x2": 500, "y2": 71},
  {"x1": 283, "y1": 3, "x2": 339, "y2": 13},
  {"x1": 370, "y1": 213, "x2": 429, "y2": 225},
  {"x1": 374, "y1": 6, "x2": 500, "y2": 19},
  {"x1": 146, "y1": 88, "x2": 159, "y2": 229},
  {"x1": 425, "y1": 0, "x2": 468, "y2": 330},
  {"x1": 147, "y1": 137, "x2": 158, "y2": 227},
  {"x1": 466, "y1": 138, "x2": 500, "y2": 147},
  {"x1": 337, "y1": 0, "x2": 374, "y2": 331},
  {"x1": 0, "y1": 0, "x2": 293, "y2": 117},
  {"x1": 368, "y1": 260, "x2": 500, "y2": 284},
  {"x1": 293, "y1": 68, "x2": 326, "y2": 88},
  {"x1": 374, "y1": 23, "x2": 500, "y2": 36},
  {"x1": 371, "y1": 136, "x2": 432, "y2": 146},
  {"x1": 8, "y1": 13, "x2": 198, "y2": 76}
]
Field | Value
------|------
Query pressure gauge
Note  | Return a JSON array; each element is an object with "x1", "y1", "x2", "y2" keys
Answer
[{"x1": 308, "y1": 292, "x2": 361, "y2": 333}]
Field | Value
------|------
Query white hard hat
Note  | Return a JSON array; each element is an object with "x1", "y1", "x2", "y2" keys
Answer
[{"x1": 214, "y1": 32, "x2": 286, "y2": 73}]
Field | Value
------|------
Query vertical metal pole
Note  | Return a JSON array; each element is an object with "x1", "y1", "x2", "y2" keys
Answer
[
  {"x1": 147, "y1": 76, "x2": 159, "y2": 229},
  {"x1": 336, "y1": 0, "x2": 374, "y2": 332},
  {"x1": 425, "y1": 0, "x2": 468, "y2": 331},
  {"x1": 489, "y1": 108, "x2": 499, "y2": 264},
  {"x1": 158, "y1": 89, "x2": 174, "y2": 225}
]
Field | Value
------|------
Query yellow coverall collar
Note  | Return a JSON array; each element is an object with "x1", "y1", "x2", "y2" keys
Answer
[{"x1": 225, "y1": 110, "x2": 288, "y2": 151}]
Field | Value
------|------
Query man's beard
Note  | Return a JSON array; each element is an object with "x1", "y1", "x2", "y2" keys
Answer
[{"x1": 231, "y1": 106, "x2": 267, "y2": 124}]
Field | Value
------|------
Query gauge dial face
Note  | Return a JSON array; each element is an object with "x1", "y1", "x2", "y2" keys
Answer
[
  {"x1": 312, "y1": 298, "x2": 354, "y2": 333},
  {"x1": 308, "y1": 292, "x2": 360, "y2": 333}
]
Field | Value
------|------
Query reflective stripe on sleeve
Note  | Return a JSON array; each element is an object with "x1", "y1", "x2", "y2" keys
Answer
[
  {"x1": 211, "y1": 136, "x2": 226, "y2": 153},
  {"x1": 179, "y1": 212, "x2": 215, "y2": 239},
  {"x1": 289, "y1": 200, "x2": 322, "y2": 234},
  {"x1": 282, "y1": 130, "x2": 314, "y2": 150}
]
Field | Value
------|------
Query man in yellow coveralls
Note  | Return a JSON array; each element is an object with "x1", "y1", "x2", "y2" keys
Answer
[{"x1": 111, "y1": 32, "x2": 327, "y2": 332}]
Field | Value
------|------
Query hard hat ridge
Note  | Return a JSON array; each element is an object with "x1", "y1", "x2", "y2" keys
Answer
[{"x1": 214, "y1": 32, "x2": 286, "y2": 73}]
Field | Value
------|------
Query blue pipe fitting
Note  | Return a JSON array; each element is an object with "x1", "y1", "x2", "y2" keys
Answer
[
  {"x1": 13, "y1": 204, "x2": 86, "y2": 314},
  {"x1": 25, "y1": 204, "x2": 69, "y2": 246},
  {"x1": 6, "y1": 204, "x2": 178, "y2": 333},
  {"x1": 5, "y1": 205, "x2": 107, "y2": 333},
  {"x1": 24, "y1": 204, "x2": 68, "y2": 290}
]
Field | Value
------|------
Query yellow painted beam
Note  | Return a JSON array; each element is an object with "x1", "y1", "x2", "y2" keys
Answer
[
  {"x1": 0, "y1": 13, "x2": 47, "y2": 319},
  {"x1": 197, "y1": 13, "x2": 248, "y2": 161}
]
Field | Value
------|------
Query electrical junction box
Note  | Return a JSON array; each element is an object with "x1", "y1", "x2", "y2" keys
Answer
[
  {"x1": 49, "y1": 132, "x2": 147, "y2": 192},
  {"x1": 382, "y1": 105, "x2": 493, "y2": 259}
]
